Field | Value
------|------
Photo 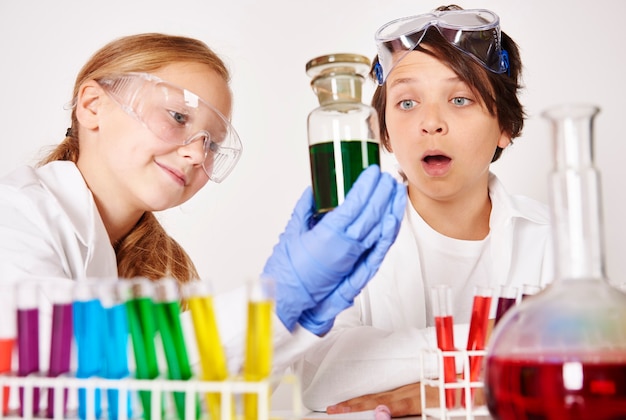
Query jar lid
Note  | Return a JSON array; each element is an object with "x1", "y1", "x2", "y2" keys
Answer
[{"x1": 305, "y1": 53, "x2": 371, "y2": 79}]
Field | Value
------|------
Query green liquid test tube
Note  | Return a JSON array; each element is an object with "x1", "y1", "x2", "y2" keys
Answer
[
  {"x1": 181, "y1": 280, "x2": 231, "y2": 420},
  {"x1": 154, "y1": 278, "x2": 199, "y2": 420},
  {"x1": 123, "y1": 279, "x2": 160, "y2": 420}
]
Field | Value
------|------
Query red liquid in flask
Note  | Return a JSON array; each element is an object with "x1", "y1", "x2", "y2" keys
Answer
[
  {"x1": 435, "y1": 315, "x2": 456, "y2": 408},
  {"x1": 485, "y1": 357, "x2": 626, "y2": 419},
  {"x1": 485, "y1": 106, "x2": 626, "y2": 420}
]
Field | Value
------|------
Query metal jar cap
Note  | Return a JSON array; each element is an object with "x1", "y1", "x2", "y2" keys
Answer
[{"x1": 306, "y1": 53, "x2": 371, "y2": 79}]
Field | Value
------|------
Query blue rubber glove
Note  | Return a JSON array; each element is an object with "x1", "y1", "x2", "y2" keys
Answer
[
  {"x1": 262, "y1": 165, "x2": 407, "y2": 334},
  {"x1": 298, "y1": 180, "x2": 406, "y2": 335}
]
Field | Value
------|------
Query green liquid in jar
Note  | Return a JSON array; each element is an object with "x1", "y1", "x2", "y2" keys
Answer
[{"x1": 309, "y1": 140, "x2": 380, "y2": 215}]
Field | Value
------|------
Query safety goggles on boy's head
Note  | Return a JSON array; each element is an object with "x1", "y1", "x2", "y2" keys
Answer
[
  {"x1": 98, "y1": 72, "x2": 242, "y2": 183},
  {"x1": 374, "y1": 8, "x2": 509, "y2": 85}
]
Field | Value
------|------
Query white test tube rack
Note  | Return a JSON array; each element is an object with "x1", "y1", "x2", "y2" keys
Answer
[
  {"x1": 0, "y1": 373, "x2": 303, "y2": 420},
  {"x1": 419, "y1": 348, "x2": 490, "y2": 420}
]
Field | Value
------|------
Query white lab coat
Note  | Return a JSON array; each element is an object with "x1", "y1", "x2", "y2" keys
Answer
[
  {"x1": 294, "y1": 173, "x2": 555, "y2": 411},
  {"x1": 0, "y1": 161, "x2": 319, "y2": 377}
]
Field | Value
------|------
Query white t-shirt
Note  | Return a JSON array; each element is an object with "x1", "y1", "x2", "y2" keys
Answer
[{"x1": 410, "y1": 205, "x2": 493, "y2": 325}]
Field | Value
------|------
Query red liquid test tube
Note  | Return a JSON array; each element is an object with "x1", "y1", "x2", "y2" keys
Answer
[
  {"x1": 494, "y1": 285, "x2": 518, "y2": 325},
  {"x1": 431, "y1": 285, "x2": 456, "y2": 409},
  {"x1": 463, "y1": 285, "x2": 492, "y2": 407},
  {"x1": 0, "y1": 283, "x2": 16, "y2": 415}
]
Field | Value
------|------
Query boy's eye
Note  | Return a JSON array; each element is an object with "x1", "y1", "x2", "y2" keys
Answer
[
  {"x1": 399, "y1": 99, "x2": 416, "y2": 110},
  {"x1": 451, "y1": 97, "x2": 471, "y2": 106}
]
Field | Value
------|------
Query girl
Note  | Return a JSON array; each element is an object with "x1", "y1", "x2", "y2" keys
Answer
[{"x1": 0, "y1": 33, "x2": 406, "y2": 377}]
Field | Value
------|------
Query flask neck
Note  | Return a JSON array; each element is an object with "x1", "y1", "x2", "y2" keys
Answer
[
  {"x1": 311, "y1": 73, "x2": 364, "y2": 106},
  {"x1": 543, "y1": 105, "x2": 606, "y2": 282}
]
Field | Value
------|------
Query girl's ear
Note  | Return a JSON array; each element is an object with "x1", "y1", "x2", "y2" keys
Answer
[{"x1": 75, "y1": 80, "x2": 104, "y2": 130}]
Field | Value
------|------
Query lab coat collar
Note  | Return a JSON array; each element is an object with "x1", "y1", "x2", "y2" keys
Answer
[
  {"x1": 488, "y1": 172, "x2": 549, "y2": 229},
  {"x1": 37, "y1": 161, "x2": 113, "y2": 268},
  {"x1": 488, "y1": 172, "x2": 550, "y2": 289}
]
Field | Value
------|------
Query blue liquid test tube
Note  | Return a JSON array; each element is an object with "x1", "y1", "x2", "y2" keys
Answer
[
  {"x1": 73, "y1": 281, "x2": 104, "y2": 420},
  {"x1": 99, "y1": 281, "x2": 132, "y2": 420}
]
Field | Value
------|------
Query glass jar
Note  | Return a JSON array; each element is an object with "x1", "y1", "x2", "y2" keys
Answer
[
  {"x1": 305, "y1": 53, "x2": 381, "y2": 220},
  {"x1": 484, "y1": 104, "x2": 626, "y2": 419}
]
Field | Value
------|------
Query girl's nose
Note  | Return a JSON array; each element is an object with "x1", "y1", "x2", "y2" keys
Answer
[{"x1": 178, "y1": 135, "x2": 207, "y2": 166}]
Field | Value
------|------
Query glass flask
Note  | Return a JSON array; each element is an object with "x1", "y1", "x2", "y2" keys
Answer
[
  {"x1": 306, "y1": 53, "x2": 381, "y2": 219},
  {"x1": 484, "y1": 104, "x2": 626, "y2": 419}
]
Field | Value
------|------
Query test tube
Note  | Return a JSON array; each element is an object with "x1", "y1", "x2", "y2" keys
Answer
[
  {"x1": 73, "y1": 281, "x2": 104, "y2": 420},
  {"x1": 521, "y1": 284, "x2": 541, "y2": 300},
  {"x1": 122, "y1": 278, "x2": 160, "y2": 420},
  {"x1": 98, "y1": 280, "x2": 132, "y2": 420},
  {"x1": 243, "y1": 276, "x2": 275, "y2": 420},
  {"x1": 463, "y1": 285, "x2": 492, "y2": 408},
  {"x1": 153, "y1": 278, "x2": 198, "y2": 420},
  {"x1": 494, "y1": 285, "x2": 519, "y2": 325},
  {"x1": 46, "y1": 280, "x2": 74, "y2": 418},
  {"x1": 180, "y1": 280, "x2": 230, "y2": 420},
  {"x1": 0, "y1": 283, "x2": 16, "y2": 415},
  {"x1": 16, "y1": 281, "x2": 40, "y2": 417},
  {"x1": 431, "y1": 285, "x2": 456, "y2": 409}
]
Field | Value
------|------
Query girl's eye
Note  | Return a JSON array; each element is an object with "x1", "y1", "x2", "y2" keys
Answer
[
  {"x1": 451, "y1": 97, "x2": 472, "y2": 106},
  {"x1": 169, "y1": 110, "x2": 188, "y2": 125},
  {"x1": 399, "y1": 99, "x2": 416, "y2": 110}
]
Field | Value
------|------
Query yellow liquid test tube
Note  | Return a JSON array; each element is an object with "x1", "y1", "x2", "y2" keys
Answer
[
  {"x1": 181, "y1": 281, "x2": 231, "y2": 420},
  {"x1": 243, "y1": 277, "x2": 274, "y2": 420}
]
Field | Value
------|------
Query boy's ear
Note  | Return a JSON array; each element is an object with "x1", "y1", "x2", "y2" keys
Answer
[
  {"x1": 75, "y1": 80, "x2": 103, "y2": 130},
  {"x1": 498, "y1": 130, "x2": 512, "y2": 149}
]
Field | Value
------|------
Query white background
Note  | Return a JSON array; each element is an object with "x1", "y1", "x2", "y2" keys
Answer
[{"x1": 1, "y1": 0, "x2": 624, "y2": 293}]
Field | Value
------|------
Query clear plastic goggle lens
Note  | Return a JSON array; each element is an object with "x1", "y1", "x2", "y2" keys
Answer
[
  {"x1": 98, "y1": 72, "x2": 242, "y2": 183},
  {"x1": 374, "y1": 9, "x2": 508, "y2": 85}
]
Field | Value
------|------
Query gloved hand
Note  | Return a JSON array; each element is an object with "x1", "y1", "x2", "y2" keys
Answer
[
  {"x1": 298, "y1": 179, "x2": 406, "y2": 335},
  {"x1": 262, "y1": 165, "x2": 407, "y2": 334}
]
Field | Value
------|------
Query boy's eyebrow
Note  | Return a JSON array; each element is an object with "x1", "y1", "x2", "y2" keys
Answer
[{"x1": 387, "y1": 75, "x2": 463, "y2": 90}]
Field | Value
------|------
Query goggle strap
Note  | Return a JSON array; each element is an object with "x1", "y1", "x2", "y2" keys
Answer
[
  {"x1": 500, "y1": 49, "x2": 510, "y2": 76},
  {"x1": 375, "y1": 62, "x2": 384, "y2": 86}
]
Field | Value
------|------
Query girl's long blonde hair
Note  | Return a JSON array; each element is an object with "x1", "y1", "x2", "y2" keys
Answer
[{"x1": 39, "y1": 33, "x2": 231, "y2": 284}]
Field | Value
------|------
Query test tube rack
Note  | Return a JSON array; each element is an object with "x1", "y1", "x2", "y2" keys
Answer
[
  {"x1": 0, "y1": 373, "x2": 303, "y2": 420},
  {"x1": 419, "y1": 348, "x2": 490, "y2": 420}
]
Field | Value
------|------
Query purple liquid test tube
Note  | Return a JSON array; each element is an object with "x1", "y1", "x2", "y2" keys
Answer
[
  {"x1": 494, "y1": 285, "x2": 518, "y2": 325},
  {"x1": 521, "y1": 284, "x2": 541, "y2": 300},
  {"x1": 16, "y1": 282, "x2": 40, "y2": 417},
  {"x1": 46, "y1": 280, "x2": 74, "y2": 418}
]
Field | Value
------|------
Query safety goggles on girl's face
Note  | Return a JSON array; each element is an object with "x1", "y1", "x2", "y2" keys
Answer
[
  {"x1": 374, "y1": 8, "x2": 509, "y2": 85},
  {"x1": 98, "y1": 72, "x2": 242, "y2": 183}
]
